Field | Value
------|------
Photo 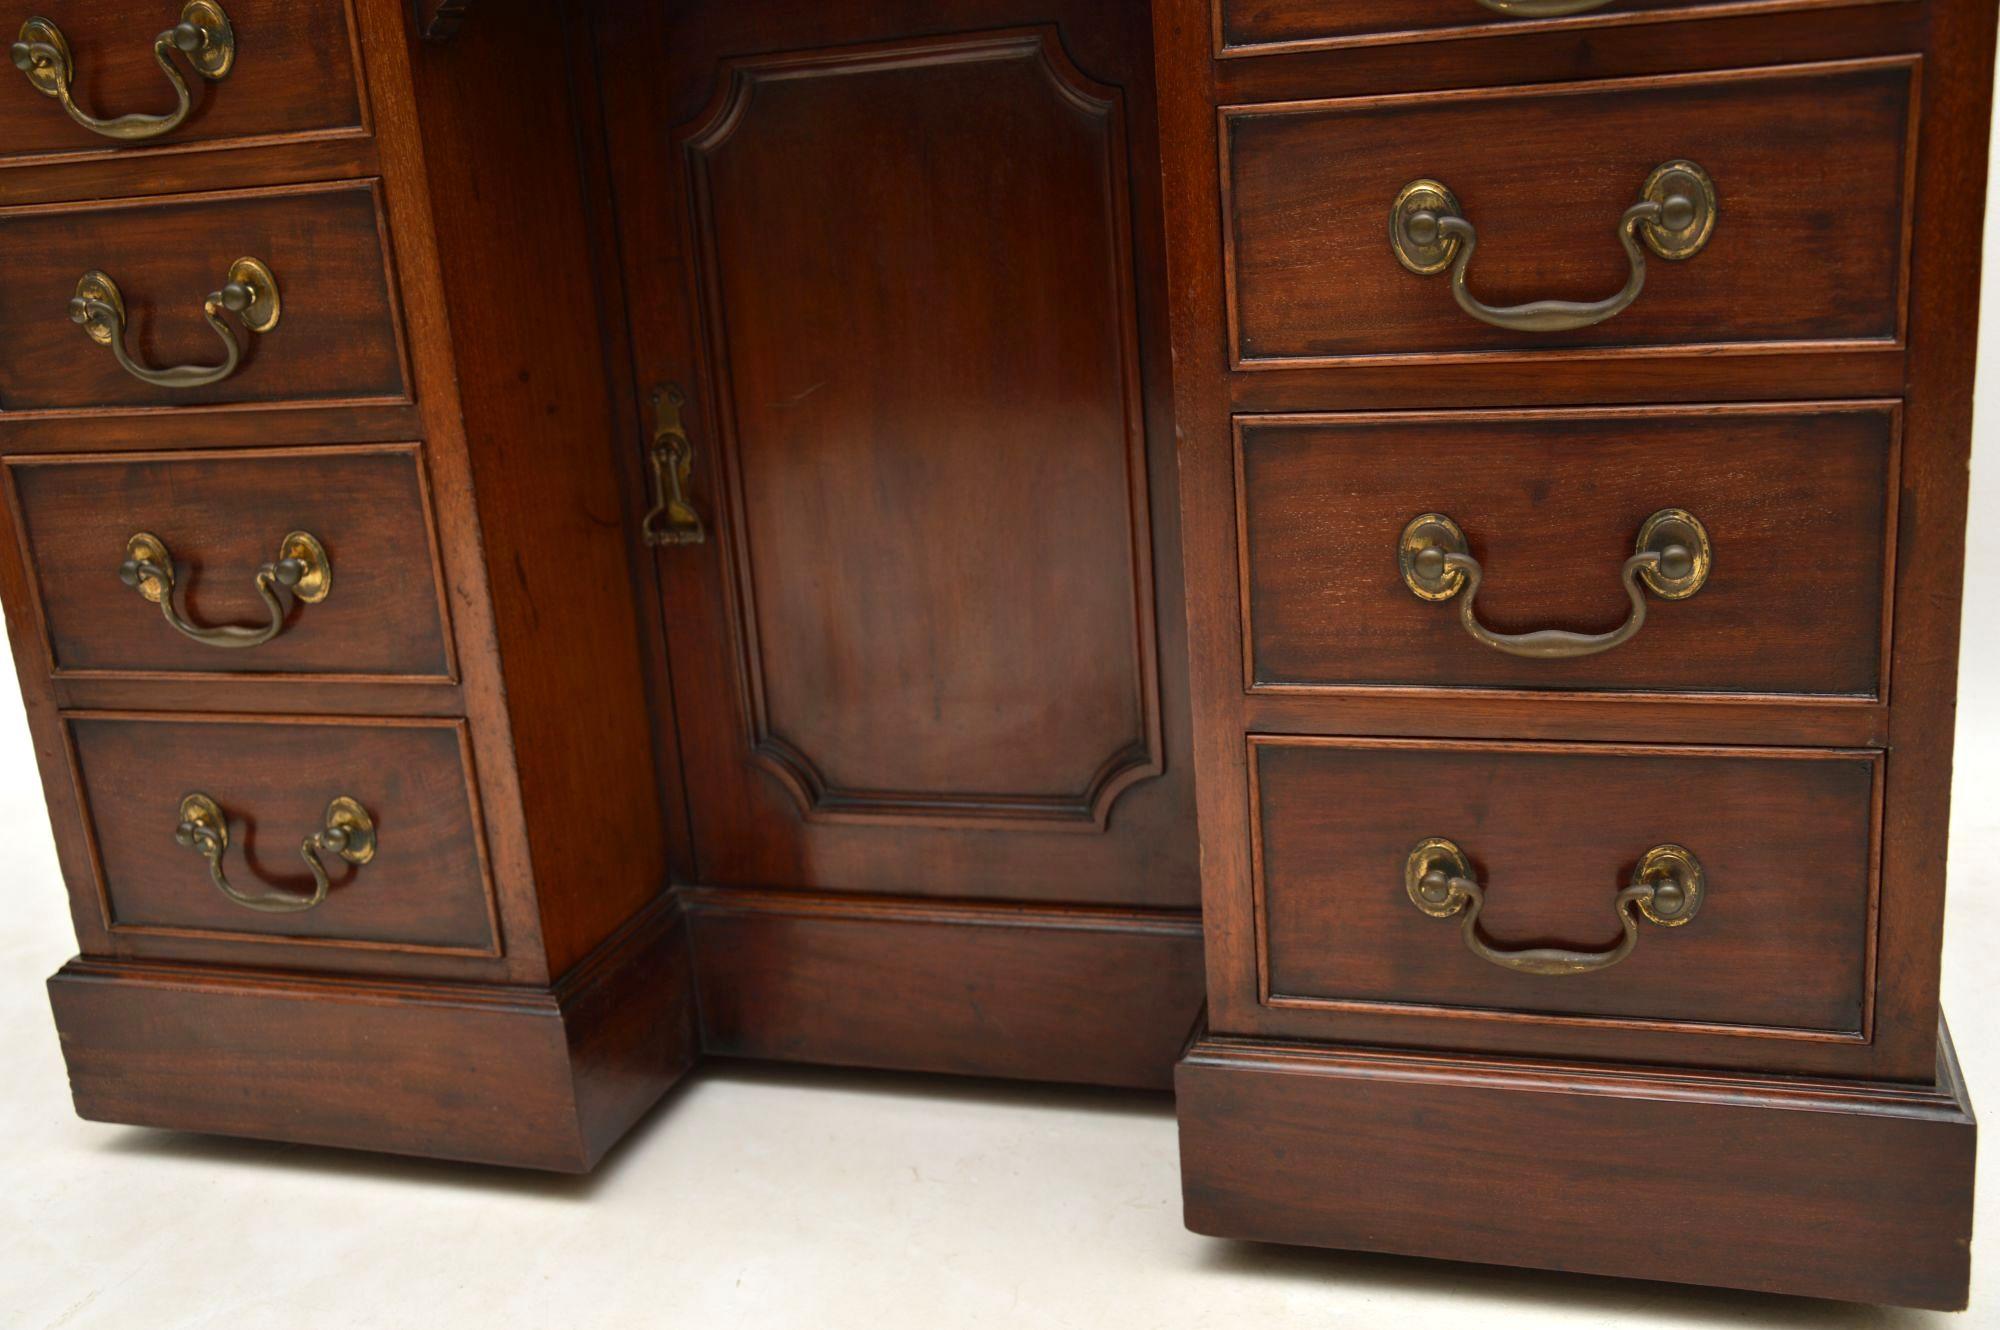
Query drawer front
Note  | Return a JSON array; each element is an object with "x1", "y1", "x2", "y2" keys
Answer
[
  {"x1": 68, "y1": 715, "x2": 498, "y2": 955},
  {"x1": 1, "y1": 0, "x2": 363, "y2": 162},
  {"x1": 1251, "y1": 738, "x2": 1877, "y2": 1036},
  {"x1": 0, "y1": 181, "x2": 407, "y2": 411},
  {"x1": 6, "y1": 445, "x2": 453, "y2": 680},
  {"x1": 1216, "y1": 0, "x2": 1903, "y2": 53},
  {"x1": 1223, "y1": 59, "x2": 1914, "y2": 365},
  {"x1": 1237, "y1": 404, "x2": 1893, "y2": 697}
]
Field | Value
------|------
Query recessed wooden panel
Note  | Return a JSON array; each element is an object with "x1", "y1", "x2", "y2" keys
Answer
[
  {"x1": 1251, "y1": 738, "x2": 1877, "y2": 1037},
  {"x1": 8, "y1": 445, "x2": 452, "y2": 680},
  {"x1": 1214, "y1": 0, "x2": 1905, "y2": 54},
  {"x1": 1223, "y1": 59, "x2": 1915, "y2": 364},
  {"x1": 0, "y1": 0, "x2": 364, "y2": 163},
  {"x1": 0, "y1": 181, "x2": 408, "y2": 411},
  {"x1": 685, "y1": 31, "x2": 1161, "y2": 830},
  {"x1": 1238, "y1": 404, "x2": 1895, "y2": 697},
  {"x1": 68, "y1": 714, "x2": 498, "y2": 955}
]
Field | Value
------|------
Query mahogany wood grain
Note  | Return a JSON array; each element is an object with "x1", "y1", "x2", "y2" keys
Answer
[
  {"x1": 7, "y1": 444, "x2": 453, "y2": 680},
  {"x1": 0, "y1": 136, "x2": 382, "y2": 211},
  {"x1": 0, "y1": 180, "x2": 409, "y2": 412},
  {"x1": 1154, "y1": 0, "x2": 1993, "y2": 1090},
  {"x1": 591, "y1": 0, "x2": 1199, "y2": 906},
  {"x1": 1213, "y1": 0, "x2": 1925, "y2": 103},
  {"x1": 67, "y1": 712, "x2": 499, "y2": 955},
  {"x1": 47, "y1": 893, "x2": 698, "y2": 1172},
  {"x1": 0, "y1": 0, "x2": 365, "y2": 165},
  {"x1": 0, "y1": 402, "x2": 422, "y2": 455},
  {"x1": 1177, "y1": 1026, "x2": 1975, "y2": 1309},
  {"x1": 1252, "y1": 738, "x2": 1878, "y2": 1046},
  {"x1": 1224, "y1": 59, "x2": 1915, "y2": 366},
  {"x1": 683, "y1": 886, "x2": 1204, "y2": 1090},
  {"x1": 1215, "y1": 0, "x2": 1905, "y2": 54},
  {"x1": 1238, "y1": 404, "x2": 1895, "y2": 698},
  {"x1": 399, "y1": 0, "x2": 671, "y2": 977}
]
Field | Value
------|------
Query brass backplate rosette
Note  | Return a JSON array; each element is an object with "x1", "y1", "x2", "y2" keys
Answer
[
  {"x1": 1399, "y1": 513, "x2": 1469, "y2": 601},
  {"x1": 1405, "y1": 837, "x2": 1474, "y2": 918},
  {"x1": 1389, "y1": 179, "x2": 1463, "y2": 275},
  {"x1": 1632, "y1": 843, "x2": 1705, "y2": 927},
  {"x1": 1638, "y1": 159, "x2": 1717, "y2": 261},
  {"x1": 278, "y1": 530, "x2": 332, "y2": 603},
  {"x1": 123, "y1": 532, "x2": 173, "y2": 603},
  {"x1": 1633, "y1": 507, "x2": 1711, "y2": 600}
]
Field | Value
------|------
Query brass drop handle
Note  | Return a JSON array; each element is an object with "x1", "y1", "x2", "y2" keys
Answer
[
  {"x1": 643, "y1": 383, "x2": 707, "y2": 546},
  {"x1": 11, "y1": 2, "x2": 235, "y2": 142},
  {"x1": 70, "y1": 257, "x2": 280, "y2": 390},
  {"x1": 1399, "y1": 508, "x2": 1711, "y2": 659},
  {"x1": 1390, "y1": 160, "x2": 1717, "y2": 332},
  {"x1": 1407, "y1": 838, "x2": 1704, "y2": 976},
  {"x1": 176, "y1": 792, "x2": 376, "y2": 915},
  {"x1": 1477, "y1": 0, "x2": 1616, "y2": 15},
  {"x1": 119, "y1": 529, "x2": 330, "y2": 649}
]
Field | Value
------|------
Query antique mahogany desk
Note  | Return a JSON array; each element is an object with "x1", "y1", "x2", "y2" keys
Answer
[{"x1": 1, "y1": 0, "x2": 1990, "y2": 1309}]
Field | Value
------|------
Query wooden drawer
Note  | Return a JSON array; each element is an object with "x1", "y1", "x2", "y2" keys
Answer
[
  {"x1": 1, "y1": 0, "x2": 363, "y2": 163},
  {"x1": 1215, "y1": 0, "x2": 1904, "y2": 54},
  {"x1": 1236, "y1": 404, "x2": 1894, "y2": 698},
  {"x1": 7, "y1": 445, "x2": 453, "y2": 680},
  {"x1": 0, "y1": 180, "x2": 407, "y2": 412},
  {"x1": 1250, "y1": 737, "x2": 1878, "y2": 1038},
  {"x1": 1222, "y1": 59, "x2": 1914, "y2": 367},
  {"x1": 67, "y1": 714, "x2": 499, "y2": 956}
]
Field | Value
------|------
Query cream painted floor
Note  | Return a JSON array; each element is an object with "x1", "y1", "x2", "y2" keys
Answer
[{"x1": 15, "y1": 82, "x2": 2000, "y2": 1330}]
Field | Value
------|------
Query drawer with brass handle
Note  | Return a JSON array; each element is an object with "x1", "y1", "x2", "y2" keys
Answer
[
  {"x1": 66, "y1": 713, "x2": 499, "y2": 956},
  {"x1": 4, "y1": 445, "x2": 454, "y2": 680},
  {"x1": 1, "y1": 0, "x2": 362, "y2": 162},
  {"x1": 1247, "y1": 736, "x2": 1878, "y2": 1043},
  {"x1": 1221, "y1": 58, "x2": 1913, "y2": 366},
  {"x1": 1234, "y1": 403, "x2": 1894, "y2": 698},
  {"x1": 0, "y1": 180, "x2": 406, "y2": 412},
  {"x1": 1215, "y1": 0, "x2": 1905, "y2": 54}
]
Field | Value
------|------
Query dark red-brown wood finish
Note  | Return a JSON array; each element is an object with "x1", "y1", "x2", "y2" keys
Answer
[
  {"x1": 0, "y1": 0, "x2": 1988, "y2": 1312},
  {"x1": 1156, "y1": 0, "x2": 1993, "y2": 1307}
]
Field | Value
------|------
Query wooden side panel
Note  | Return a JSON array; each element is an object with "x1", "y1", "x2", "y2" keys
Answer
[
  {"x1": 1177, "y1": 1030, "x2": 1977, "y2": 1309},
  {"x1": 0, "y1": 182, "x2": 408, "y2": 411},
  {"x1": 401, "y1": 0, "x2": 671, "y2": 975},
  {"x1": 7, "y1": 445, "x2": 453, "y2": 681},
  {"x1": 1238, "y1": 405, "x2": 1895, "y2": 697},
  {"x1": 685, "y1": 889, "x2": 1205, "y2": 1090},
  {"x1": 1224, "y1": 60, "x2": 1915, "y2": 364}
]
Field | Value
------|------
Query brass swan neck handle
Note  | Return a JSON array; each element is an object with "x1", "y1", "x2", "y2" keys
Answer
[
  {"x1": 11, "y1": 2, "x2": 235, "y2": 142},
  {"x1": 177, "y1": 793, "x2": 377, "y2": 914},
  {"x1": 1399, "y1": 508, "x2": 1711, "y2": 660},
  {"x1": 120, "y1": 530, "x2": 330, "y2": 649},
  {"x1": 70, "y1": 258, "x2": 279, "y2": 390},
  {"x1": 1406, "y1": 838, "x2": 1704, "y2": 976},
  {"x1": 1390, "y1": 160, "x2": 1717, "y2": 332}
]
